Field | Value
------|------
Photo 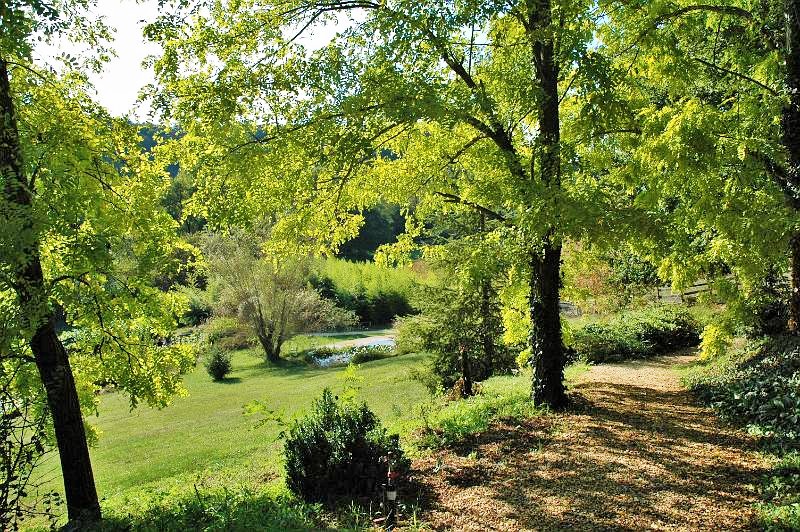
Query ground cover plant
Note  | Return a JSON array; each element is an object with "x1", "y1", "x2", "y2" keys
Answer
[{"x1": 683, "y1": 335, "x2": 800, "y2": 529}]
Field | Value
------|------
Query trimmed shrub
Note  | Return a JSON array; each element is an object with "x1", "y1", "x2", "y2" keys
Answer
[
  {"x1": 284, "y1": 389, "x2": 409, "y2": 505},
  {"x1": 205, "y1": 347, "x2": 232, "y2": 381},
  {"x1": 571, "y1": 306, "x2": 700, "y2": 363}
]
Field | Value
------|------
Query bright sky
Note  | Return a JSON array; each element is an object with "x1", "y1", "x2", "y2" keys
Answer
[
  {"x1": 34, "y1": 0, "x2": 162, "y2": 119},
  {"x1": 34, "y1": 0, "x2": 351, "y2": 121}
]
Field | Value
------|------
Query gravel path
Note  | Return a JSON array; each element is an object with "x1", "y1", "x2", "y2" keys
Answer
[{"x1": 413, "y1": 354, "x2": 770, "y2": 531}]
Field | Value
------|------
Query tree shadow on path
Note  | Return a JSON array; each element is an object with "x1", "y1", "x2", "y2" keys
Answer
[{"x1": 413, "y1": 356, "x2": 769, "y2": 531}]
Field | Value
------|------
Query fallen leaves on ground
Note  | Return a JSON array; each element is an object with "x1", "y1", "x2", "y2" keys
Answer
[{"x1": 410, "y1": 354, "x2": 770, "y2": 531}]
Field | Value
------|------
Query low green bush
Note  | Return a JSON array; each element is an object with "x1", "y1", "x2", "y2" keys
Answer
[
  {"x1": 687, "y1": 336, "x2": 800, "y2": 450},
  {"x1": 177, "y1": 286, "x2": 213, "y2": 327},
  {"x1": 571, "y1": 306, "x2": 700, "y2": 363},
  {"x1": 205, "y1": 346, "x2": 233, "y2": 381},
  {"x1": 284, "y1": 388, "x2": 409, "y2": 505},
  {"x1": 413, "y1": 372, "x2": 539, "y2": 449},
  {"x1": 203, "y1": 317, "x2": 255, "y2": 351},
  {"x1": 758, "y1": 452, "x2": 800, "y2": 531}
]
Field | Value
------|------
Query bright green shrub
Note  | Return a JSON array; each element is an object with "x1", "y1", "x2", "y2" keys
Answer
[
  {"x1": 283, "y1": 389, "x2": 409, "y2": 505},
  {"x1": 571, "y1": 306, "x2": 700, "y2": 363},
  {"x1": 699, "y1": 323, "x2": 731, "y2": 360},
  {"x1": 203, "y1": 317, "x2": 255, "y2": 351},
  {"x1": 758, "y1": 452, "x2": 800, "y2": 531},
  {"x1": 414, "y1": 373, "x2": 539, "y2": 449},
  {"x1": 395, "y1": 284, "x2": 515, "y2": 394},
  {"x1": 205, "y1": 346, "x2": 232, "y2": 381},
  {"x1": 177, "y1": 286, "x2": 213, "y2": 326}
]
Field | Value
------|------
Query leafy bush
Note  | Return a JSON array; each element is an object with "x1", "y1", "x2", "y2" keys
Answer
[
  {"x1": 203, "y1": 317, "x2": 256, "y2": 351},
  {"x1": 395, "y1": 285, "x2": 516, "y2": 395},
  {"x1": 177, "y1": 286, "x2": 213, "y2": 327},
  {"x1": 571, "y1": 306, "x2": 700, "y2": 363},
  {"x1": 685, "y1": 337, "x2": 800, "y2": 530},
  {"x1": 688, "y1": 336, "x2": 800, "y2": 450},
  {"x1": 205, "y1": 347, "x2": 233, "y2": 381},
  {"x1": 758, "y1": 452, "x2": 800, "y2": 531},
  {"x1": 414, "y1": 372, "x2": 539, "y2": 449},
  {"x1": 283, "y1": 388, "x2": 409, "y2": 505},
  {"x1": 744, "y1": 273, "x2": 790, "y2": 337}
]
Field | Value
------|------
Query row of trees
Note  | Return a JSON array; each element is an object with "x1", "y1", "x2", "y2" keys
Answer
[{"x1": 3, "y1": 0, "x2": 800, "y2": 526}]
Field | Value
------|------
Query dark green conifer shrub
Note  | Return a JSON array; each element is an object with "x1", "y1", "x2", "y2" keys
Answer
[
  {"x1": 283, "y1": 389, "x2": 408, "y2": 504},
  {"x1": 205, "y1": 346, "x2": 232, "y2": 381}
]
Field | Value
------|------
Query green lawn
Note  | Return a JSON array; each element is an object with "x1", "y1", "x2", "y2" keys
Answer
[
  {"x1": 30, "y1": 333, "x2": 588, "y2": 529},
  {"x1": 84, "y1": 350, "x2": 428, "y2": 501}
]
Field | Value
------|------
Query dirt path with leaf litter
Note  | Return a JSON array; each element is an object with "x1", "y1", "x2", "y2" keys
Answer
[{"x1": 411, "y1": 354, "x2": 771, "y2": 531}]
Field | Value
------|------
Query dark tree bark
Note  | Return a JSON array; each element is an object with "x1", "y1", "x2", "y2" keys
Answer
[
  {"x1": 257, "y1": 331, "x2": 281, "y2": 364},
  {"x1": 0, "y1": 59, "x2": 101, "y2": 523},
  {"x1": 784, "y1": 0, "x2": 800, "y2": 333},
  {"x1": 526, "y1": 0, "x2": 568, "y2": 408}
]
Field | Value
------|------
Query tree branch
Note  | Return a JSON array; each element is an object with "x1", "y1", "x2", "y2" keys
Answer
[
  {"x1": 691, "y1": 56, "x2": 779, "y2": 96},
  {"x1": 434, "y1": 191, "x2": 507, "y2": 222}
]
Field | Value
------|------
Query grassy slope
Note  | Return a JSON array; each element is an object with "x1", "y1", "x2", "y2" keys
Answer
[
  {"x1": 65, "y1": 333, "x2": 427, "y2": 503},
  {"x1": 29, "y1": 332, "x2": 589, "y2": 529}
]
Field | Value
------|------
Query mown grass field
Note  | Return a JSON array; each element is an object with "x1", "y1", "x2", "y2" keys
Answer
[
  {"x1": 33, "y1": 333, "x2": 426, "y2": 510},
  {"x1": 29, "y1": 331, "x2": 590, "y2": 529}
]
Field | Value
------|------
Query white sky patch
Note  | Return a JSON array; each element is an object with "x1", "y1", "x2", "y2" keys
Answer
[
  {"x1": 34, "y1": 0, "x2": 359, "y2": 121},
  {"x1": 35, "y1": 0, "x2": 161, "y2": 119}
]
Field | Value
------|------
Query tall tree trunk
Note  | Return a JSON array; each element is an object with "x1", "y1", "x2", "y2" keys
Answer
[
  {"x1": 529, "y1": 246, "x2": 566, "y2": 408},
  {"x1": 785, "y1": 0, "x2": 800, "y2": 333},
  {"x1": 0, "y1": 59, "x2": 101, "y2": 523},
  {"x1": 528, "y1": 0, "x2": 567, "y2": 408}
]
